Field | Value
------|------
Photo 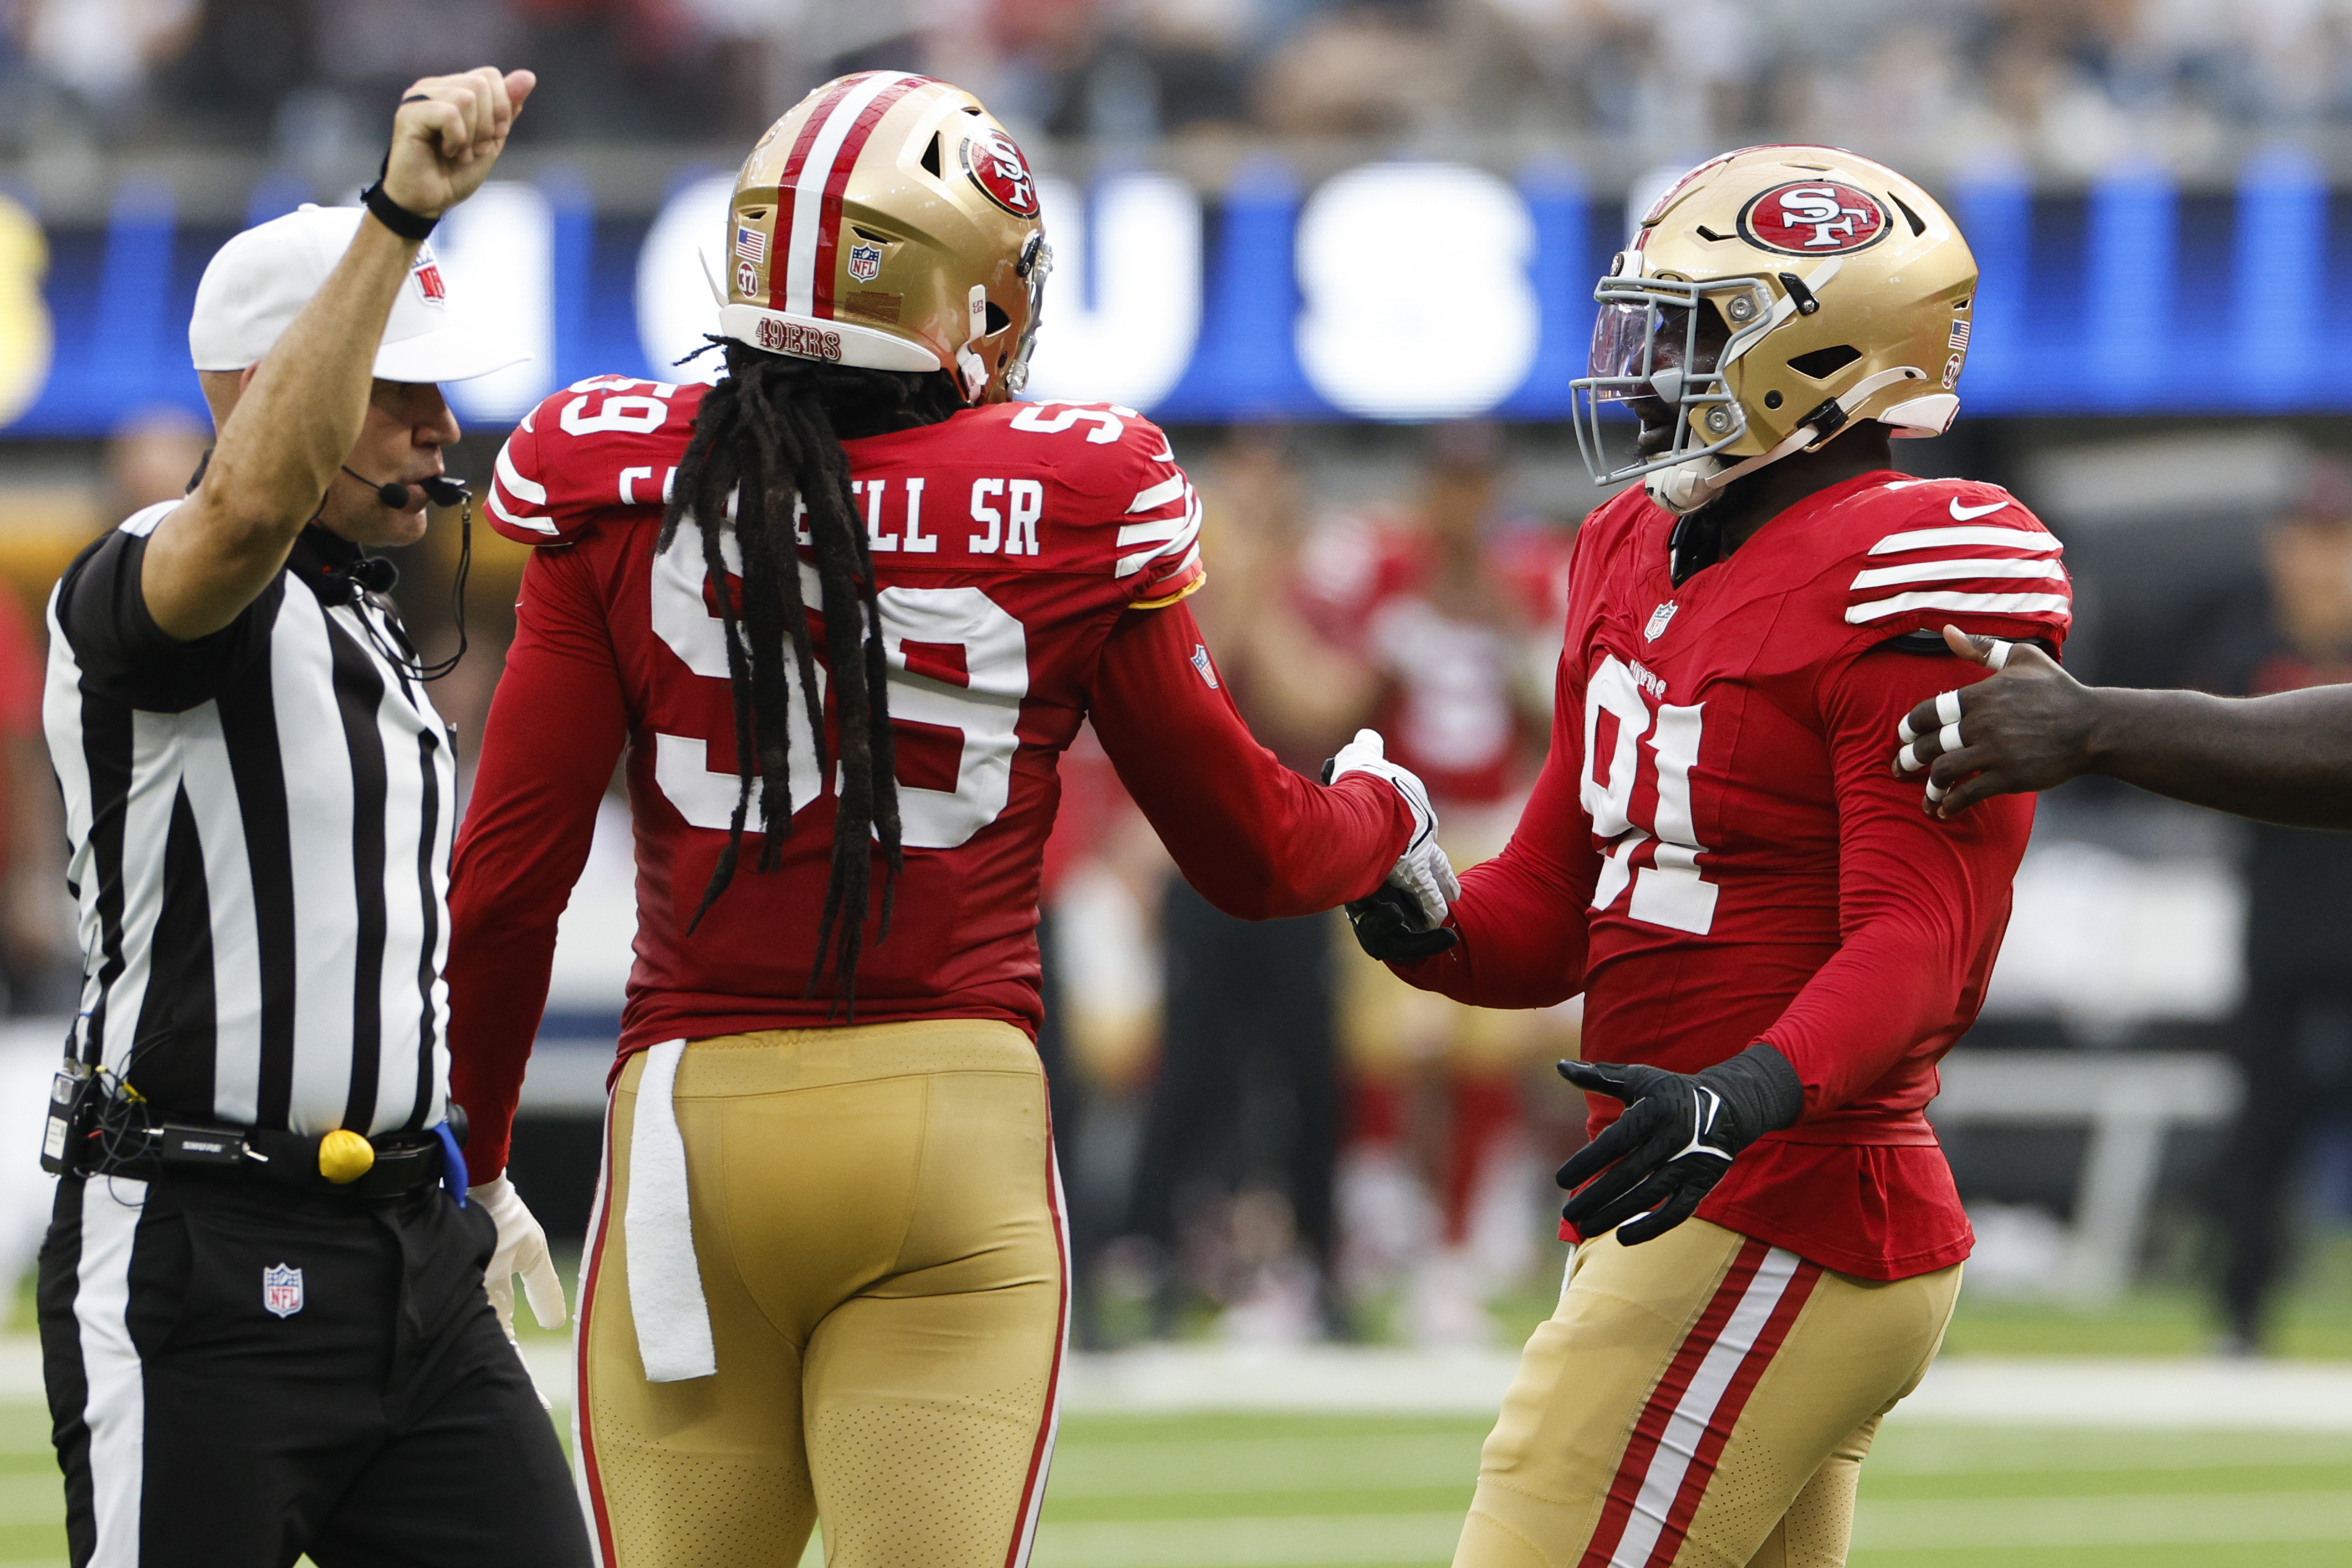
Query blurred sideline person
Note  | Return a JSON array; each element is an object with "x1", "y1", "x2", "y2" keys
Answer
[
  {"x1": 1303, "y1": 427, "x2": 1572, "y2": 1340},
  {"x1": 1905, "y1": 458, "x2": 2352, "y2": 1352},
  {"x1": 37, "y1": 70, "x2": 590, "y2": 1568},
  {"x1": 104, "y1": 408, "x2": 213, "y2": 520},
  {"x1": 1350, "y1": 147, "x2": 2068, "y2": 1567},
  {"x1": 1123, "y1": 430, "x2": 1379, "y2": 1339},
  {"x1": 0, "y1": 579, "x2": 60, "y2": 1009},
  {"x1": 443, "y1": 73, "x2": 1452, "y2": 1568}
]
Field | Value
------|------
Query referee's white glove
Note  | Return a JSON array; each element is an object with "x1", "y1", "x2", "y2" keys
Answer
[
  {"x1": 1323, "y1": 728, "x2": 1460, "y2": 929},
  {"x1": 472, "y1": 1176, "x2": 568, "y2": 1345}
]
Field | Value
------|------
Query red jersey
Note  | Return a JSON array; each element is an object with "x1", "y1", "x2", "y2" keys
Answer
[
  {"x1": 447, "y1": 378, "x2": 1411, "y2": 1177},
  {"x1": 1395, "y1": 471, "x2": 2070, "y2": 1280},
  {"x1": 1295, "y1": 514, "x2": 1538, "y2": 806}
]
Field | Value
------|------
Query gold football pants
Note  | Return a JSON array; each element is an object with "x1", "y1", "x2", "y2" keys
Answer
[
  {"x1": 573, "y1": 1021, "x2": 1066, "y2": 1568},
  {"x1": 1454, "y1": 1219, "x2": 1960, "y2": 1568}
]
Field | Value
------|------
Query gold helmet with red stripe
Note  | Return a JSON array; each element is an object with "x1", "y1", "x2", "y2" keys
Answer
[
  {"x1": 1572, "y1": 145, "x2": 1978, "y2": 514},
  {"x1": 719, "y1": 73, "x2": 1051, "y2": 403}
]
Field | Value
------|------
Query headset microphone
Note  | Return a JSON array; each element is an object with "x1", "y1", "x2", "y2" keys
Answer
[
  {"x1": 341, "y1": 466, "x2": 468, "y2": 512},
  {"x1": 323, "y1": 469, "x2": 476, "y2": 681}
]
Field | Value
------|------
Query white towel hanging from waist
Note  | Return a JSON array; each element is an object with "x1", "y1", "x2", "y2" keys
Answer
[{"x1": 623, "y1": 1038, "x2": 716, "y2": 1381}]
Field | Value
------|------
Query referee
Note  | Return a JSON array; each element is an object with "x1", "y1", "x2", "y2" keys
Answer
[{"x1": 35, "y1": 70, "x2": 589, "y2": 1568}]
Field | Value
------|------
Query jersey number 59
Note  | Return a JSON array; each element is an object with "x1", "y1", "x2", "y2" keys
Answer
[
  {"x1": 647, "y1": 527, "x2": 1030, "y2": 850},
  {"x1": 1580, "y1": 654, "x2": 1718, "y2": 935}
]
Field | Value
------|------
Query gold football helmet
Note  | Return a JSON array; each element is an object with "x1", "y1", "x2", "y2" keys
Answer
[
  {"x1": 1571, "y1": 146, "x2": 1979, "y2": 513},
  {"x1": 719, "y1": 72, "x2": 1051, "y2": 403}
]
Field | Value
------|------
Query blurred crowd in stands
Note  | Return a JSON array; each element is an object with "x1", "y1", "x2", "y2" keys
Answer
[{"x1": 9, "y1": 0, "x2": 2352, "y2": 176}]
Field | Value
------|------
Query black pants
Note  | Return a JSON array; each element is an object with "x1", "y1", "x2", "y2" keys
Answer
[
  {"x1": 39, "y1": 1170, "x2": 591, "y2": 1568},
  {"x1": 2218, "y1": 971, "x2": 2352, "y2": 1344},
  {"x1": 1127, "y1": 880, "x2": 1340, "y2": 1269}
]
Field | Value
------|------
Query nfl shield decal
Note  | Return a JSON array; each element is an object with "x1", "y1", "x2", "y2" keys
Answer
[
  {"x1": 1645, "y1": 601, "x2": 1678, "y2": 640},
  {"x1": 847, "y1": 242, "x2": 883, "y2": 282},
  {"x1": 262, "y1": 1263, "x2": 303, "y2": 1318},
  {"x1": 1736, "y1": 180, "x2": 1890, "y2": 257},
  {"x1": 410, "y1": 248, "x2": 447, "y2": 304}
]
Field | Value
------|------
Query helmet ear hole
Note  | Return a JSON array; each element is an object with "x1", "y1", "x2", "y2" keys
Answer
[
  {"x1": 984, "y1": 302, "x2": 1012, "y2": 336},
  {"x1": 920, "y1": 133, "x2": 943, "y2": 180},
  {"x1": 1787, "y1": 344, "x2": 1861, "y2": 380}
]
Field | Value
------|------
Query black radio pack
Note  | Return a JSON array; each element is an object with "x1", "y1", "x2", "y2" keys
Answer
[
  {"x1": 40, "y1": 1061, "x2": 262, "y2": 1178},
  {"x1": 40, "y1": 1062, "x2": 99, "y2": 1176}
]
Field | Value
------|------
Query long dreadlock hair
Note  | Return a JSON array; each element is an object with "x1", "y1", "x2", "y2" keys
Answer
[{"x1": 659, "y1": 341, "x2": 964, "y2": 1010}]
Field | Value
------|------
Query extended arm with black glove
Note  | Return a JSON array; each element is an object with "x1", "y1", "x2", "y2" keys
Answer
[
  {"x1": 1554, "y1": 1043, "x2": 1804, "y2": 1245},
  {"x1": 1344, "y1": 883, "x2": 1457, "y2": 961}
]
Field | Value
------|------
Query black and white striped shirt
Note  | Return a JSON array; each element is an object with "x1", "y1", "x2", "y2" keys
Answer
[{"x1": 44, "y1": 504, "x2": 458, "y2": 1137}]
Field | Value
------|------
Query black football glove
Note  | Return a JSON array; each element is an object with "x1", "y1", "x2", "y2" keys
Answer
[
  {"x1": 1555, "y1": 1044, "x2": 1802, "y2": 1245},
  {"x1": 1342, "y1": 883, "x2": 1459, "y2": 962}
]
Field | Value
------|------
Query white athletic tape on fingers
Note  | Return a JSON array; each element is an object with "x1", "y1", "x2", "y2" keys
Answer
[
  {"x1": 1935, "y1": 689, "x2": 1963, "y2": 726},
  {"x1": 1898, "y1": 714, "x2": 1920, "y2": 744},
  {"x1": 1939, "y1": 722, "x2": 1963, "y2": 754},
  {"x1": 1925, "y1": 778, "x2": 1948, "y2": 803},
  {"x1": 1987, "y1": 640, "x2": 2013, "y2": 671},
  {"x1": 1899, "y1": 744, "x2": 1925, "y2": 773}
]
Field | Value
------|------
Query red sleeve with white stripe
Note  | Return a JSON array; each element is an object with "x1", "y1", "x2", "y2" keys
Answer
[
  {"x1": 1837, "y1": 485, "x2": 2072, "y2": 652},
  {"x1": 1118, "y1": 461, "x2": 1206, "y2": 606},
  {"x1": 485, "y1": 376, "x2": 705, "y2": 548},
  {"x1": 1024, "y1": 404, "x2": 1204, "y2": 606}
]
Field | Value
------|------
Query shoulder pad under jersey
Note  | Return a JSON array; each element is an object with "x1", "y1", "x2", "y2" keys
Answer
[
  {"x1": 1829, "y1": 477, "x2": 2070, "y2": 654},
  {"x1": 486, "y1": 376, "x2": 704, "y2": 547},
  {"x1": 971, "y1": 400, "x2": 1204, "y2": 606}
]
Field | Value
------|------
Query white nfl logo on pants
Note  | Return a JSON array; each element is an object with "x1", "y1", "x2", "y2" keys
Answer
[{"x1": 262, "y1": 1264, "x2": 304, "y2": 1319}]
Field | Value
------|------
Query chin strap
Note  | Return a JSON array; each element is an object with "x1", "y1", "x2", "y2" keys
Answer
[{"x1": 1646, "y1": 366, "x2": 1931, "y2": 516}]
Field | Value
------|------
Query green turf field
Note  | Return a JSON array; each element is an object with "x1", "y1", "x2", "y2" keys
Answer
[
  {"x1": 1028, "y1": 1418, "x2": 2352, "y2": 1567},
  {"x1": 2, "y1": 1237, "x2": 2343, "y2": 1564},
  {"x1": 0, "y1": 1404, "x2": 2344, "y2": 1567}
]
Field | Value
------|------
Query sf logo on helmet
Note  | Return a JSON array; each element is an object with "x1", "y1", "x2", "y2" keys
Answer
[
  {"x1": 1738, "y1": 180, "x2": 1889, "y2": 256},
  {"x1": 963, "y1": 129, "x2": 1040, "y2": 218}
]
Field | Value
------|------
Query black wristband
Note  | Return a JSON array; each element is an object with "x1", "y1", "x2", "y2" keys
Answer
[
  {"x1": 361, "y1": 155, "x2": 436, "y2": 242},
  {"x1": 1695, "y1": 1042, "x2": 1805, "y2": 1140}
]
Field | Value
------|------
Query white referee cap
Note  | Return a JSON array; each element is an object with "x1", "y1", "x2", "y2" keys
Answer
[{"x1": 188, "y1": 203, "x2": 528, "y2": 384}]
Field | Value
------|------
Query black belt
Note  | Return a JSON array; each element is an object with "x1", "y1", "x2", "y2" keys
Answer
[{"x1": 73, "y1": 1122, "x2": 448, "y2": 1199}]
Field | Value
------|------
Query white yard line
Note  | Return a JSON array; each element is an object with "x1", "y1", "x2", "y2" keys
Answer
[
  {"x1": 1055, "y1": 1345, "x2": 2352, "y2": 1431},
  {"x1": 4, "y1": 1337, "x2": 2346, "y2": 1432}
]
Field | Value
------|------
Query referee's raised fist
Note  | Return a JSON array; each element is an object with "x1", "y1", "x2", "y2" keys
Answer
[{"x1": 383, "y1": 67, "x2": 537, "y2": 221}]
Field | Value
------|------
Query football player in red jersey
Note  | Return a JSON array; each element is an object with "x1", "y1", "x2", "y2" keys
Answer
[
  {"x1": 1347, "y1": 147, "x2": 2072, "y2": 1568},
  {"x1": 441, "y1": 75, "x2": 1454, "y2": 1568}
]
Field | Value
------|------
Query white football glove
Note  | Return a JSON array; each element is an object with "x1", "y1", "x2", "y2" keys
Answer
[
  {"x1": 472, "y1": 1175, "x2": 568, "y2": 1347},
  {"x1": 1324, "y1": 727, "x2": 1460, "y2": 929}
]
